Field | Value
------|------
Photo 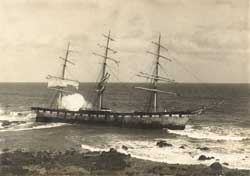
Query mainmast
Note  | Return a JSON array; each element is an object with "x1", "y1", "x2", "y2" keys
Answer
[
  {"x1": 152, "y1": 34, "x2": 161, "y2": 112},
  {"x1": 136, "y1": 33, "x2": 175, "y2": 112},
  {"x1": 93, "y1": 31, "x2": 119, "y2": 110}
]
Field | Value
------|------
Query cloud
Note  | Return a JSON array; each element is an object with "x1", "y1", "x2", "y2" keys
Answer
[
  {"x1": 0, "y1": 0, "x2": 249, "y2": 83},
  {"x1": 1, "y1": 0, "x2": 100, "y2": 10}
]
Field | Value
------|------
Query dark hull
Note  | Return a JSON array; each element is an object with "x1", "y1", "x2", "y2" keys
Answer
[{"x1": 31, "y1": 107, "x2": 196, "y2": 130}]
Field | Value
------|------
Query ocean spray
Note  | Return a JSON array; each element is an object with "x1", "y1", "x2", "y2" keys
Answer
[{"x1": 62, "y1": 93, "x2": 92, "y2": 111}]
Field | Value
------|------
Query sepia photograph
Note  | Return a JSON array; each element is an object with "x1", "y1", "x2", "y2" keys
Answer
[{"x1": 0, "y1": 0, "x2": 249, "y2": 175}]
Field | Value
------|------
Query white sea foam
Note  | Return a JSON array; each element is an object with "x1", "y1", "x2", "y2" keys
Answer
[
  {"x1": 81, "y1": 144, "x2": 109, "y2": 152},
  {"x1": 0, "y1": 122, "x2": 3, "y2": 129},
  {"x1": 0, "y1": 111, "x2": 36, "y2": 122},
  {"x1": 0, "y1": 122, "x2": 67, "y2": 132},
  {"x1": 0, "y1": 108, "x2": 5, "y2": 115},
  {"x1": 0, "y1": 106, "x2": 67, "y2": 132},
  {"x1": 80, "y1": 131, "x2": 250, "y2": 170},
  {"x1": 167, "y1": 125, "x2": 249, "y2": 141},
  {"x1": 112, "y1": 139, "x2": 250, "y2": 170}
]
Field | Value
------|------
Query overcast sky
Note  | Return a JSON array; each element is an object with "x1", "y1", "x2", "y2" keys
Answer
[{"x1": 0, "y1": 0, "x2": 249, "y2": 83}]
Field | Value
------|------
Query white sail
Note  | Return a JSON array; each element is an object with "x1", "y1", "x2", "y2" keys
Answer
[{"x1": 47, "y1": 75, "x2": 79, "y2": 89}]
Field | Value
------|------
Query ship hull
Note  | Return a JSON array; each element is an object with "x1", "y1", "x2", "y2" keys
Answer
[{"x1": 31, "y1": 107, "x2": 194, "y2": 130}]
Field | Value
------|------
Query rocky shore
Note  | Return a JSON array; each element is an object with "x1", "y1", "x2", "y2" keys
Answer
[{"x1": 0, "y1": 148, "x2": 249, "y2": 176}]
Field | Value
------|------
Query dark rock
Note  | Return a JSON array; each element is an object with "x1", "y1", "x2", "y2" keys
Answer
[
  {"x1": 1, "y1": 165, "x2": 29, "y2": 175},
  {"x1": 210, "y1": 162, "x2": 223, "y2": 174},
  {"x1": 95, "y1": 148, "x2": 130, "y2": 170},
  {"x1": 156, "y1": 140, "x2": 172, "y2": 147},
  {"x1": 179, "y1": 145, "x2": 185, "y2": 149},
  {"x1": 197, "y1": 147, "x2": 209, "y2": 151},
  {"x1": 198, "y1": 155, "x2": 208, "y2": 160},
  {"x1": 2, "y1": 121, "x2": 11, "y2": 126},
  {"x1": 122, "y1": 145, "x2": 128, "y2": 150},
  {"x1": 223, "y1": 162, "x2": 229, "y2": 166},
  {"x1": 198, "y1": 155, "x2": 214, "y2": 161},
  {"x1": 0, "y1": 149, "x2": 249, "y2": 176},
  {"x1": 109, "y1": 148, "x2": 117, "y2": 153},
  {"x1": 2, "y1": 148, "x2": 10, "y2": 152},
  {"x1": 1, "y1": 156, "x2": 13, "y2": 165}
]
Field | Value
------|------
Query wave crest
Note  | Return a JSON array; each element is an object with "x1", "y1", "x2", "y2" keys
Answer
[{"x1": 167, "y1": 125, "x2": 249, "y2": 141}]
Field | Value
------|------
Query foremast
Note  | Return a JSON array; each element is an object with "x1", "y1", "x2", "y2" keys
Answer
[
  {"x1": 58, "y1": 43, "x2": 70, "y2": 108},
  {"x1": 48, "y1": 42, "x2": 79, "y2": 109},
  {"x1": 93, "y1": 31, "x2": 119, "y2": 110},
  {"x1": 136, "y1": 33, "x2": 175, "y2": 112}
]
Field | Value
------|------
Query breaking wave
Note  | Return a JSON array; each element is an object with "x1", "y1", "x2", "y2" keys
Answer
[
  {"x1": 0, "y1": 108, "x2": 67, "y2": 132},
  {"x1": 80, "y1": 123, "x2": 250, "y2": 170},
  {"x1": 81, "y1": 144, "x2": 109, "y2": 152},
  {"x1": 0, "y1": 122, "x2": 67, "y2": 132},
  {"x1": 81, "y1": 136, "x2": 250, "y2": 170},
  {"x1": 0, "y1": 110, "x2": 36, "y2": 122},
  {"x1": 167, "y1": 125, "x2": 249, "y2": 141}
]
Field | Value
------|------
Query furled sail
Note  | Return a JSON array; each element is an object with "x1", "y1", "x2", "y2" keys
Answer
[{"x1": 47, "y1": 75, "x2": 79, "y2": 90}]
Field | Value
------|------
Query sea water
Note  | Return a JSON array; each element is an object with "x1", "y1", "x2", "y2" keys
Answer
[{"x1": 0, "y1": 83, "x2": 249, "y2": 169}]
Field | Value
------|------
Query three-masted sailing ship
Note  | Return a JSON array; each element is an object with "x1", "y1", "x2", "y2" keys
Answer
[{"x1": 31, "y1": 32, "x2": 201, "y2": 130}]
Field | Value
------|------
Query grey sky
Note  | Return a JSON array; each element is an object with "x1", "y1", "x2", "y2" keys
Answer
[{"x1": 0, "y1": 0, "x2": 249, "y2": 83}]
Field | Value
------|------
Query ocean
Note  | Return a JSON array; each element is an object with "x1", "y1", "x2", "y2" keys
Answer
[{"x1": 0, "y1": 83, "x2": 249, "y2": 169}]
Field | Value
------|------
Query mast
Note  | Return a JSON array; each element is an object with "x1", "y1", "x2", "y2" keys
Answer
[
  {"x1": 153, "y1": 34, "x2": 161, "y2": 112},
  {"x1": 93, "y1": 31, "x2": 118, "y2": 110},
  {"x1": 61, "y1": 42, "x2": 71, "y2": 79},
  {"x1": 49, "y1": 42, "x2": 76, "y2": 109},
  {"x1": 57, "y1": 42, "x2": 70, "y2": 108},
  {"x1": 99, "y1": 31, "x2": 110, "y2": 110},
  {"x1": 47, "y1": 42, "x2": 78, "y2": 109},
  {"x1": 135, "y1": 33, "x2": 175, "y2": 112}
]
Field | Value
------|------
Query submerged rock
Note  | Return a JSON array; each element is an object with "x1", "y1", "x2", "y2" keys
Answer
[
  {"x1": 179, "y1": 145, "x2": 185, "y2": 149},
  {"x1": 2, "y1": 121, "x2": 11, "y2": 126},
  {"x1": 197, "y1": 147, "x2": 210, "y2": 151},
  {"x1": 156, "y1": 140, "x2": 172, "y2": 148},
  {"x1": 17, "y1": 112, "x2": 23, "y2": 116},
  {"x1": 198, "y1": 155, "x2": 214, "y2": 161},
  {"x1": 122, "y1": 145, "x2": 128, "y2": 150},
  {"x1": 2, "y1": 148, "x2": 10, "y2": 152}
]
